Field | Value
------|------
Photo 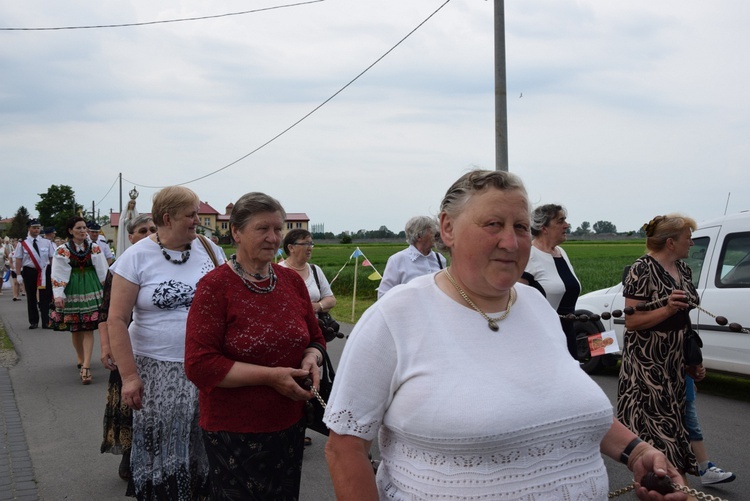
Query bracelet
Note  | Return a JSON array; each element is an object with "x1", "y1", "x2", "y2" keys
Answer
[{"x1": 619, "y1": 437, "x2": 643, "y2": 465}]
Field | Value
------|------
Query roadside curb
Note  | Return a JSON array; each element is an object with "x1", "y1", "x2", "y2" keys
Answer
[{"x1": 0, "y1": 314, "x2": 39, "y2": 500}]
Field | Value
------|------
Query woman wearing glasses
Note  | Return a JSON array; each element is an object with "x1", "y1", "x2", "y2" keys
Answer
[
  {"x1": 280, "y1": 229, "x2": 336, "y2": 447},
  {"x1": 280, "y1": 229, "x2": 337, "y2": 318}
]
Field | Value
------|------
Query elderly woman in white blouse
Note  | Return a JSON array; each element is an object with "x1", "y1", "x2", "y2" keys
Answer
[
  {"x1": 324, "y1": 170, "x2": 685, "y2": 501},
  {"x1": 377, "y1": 216, "x2": 446, "y2": 299}
]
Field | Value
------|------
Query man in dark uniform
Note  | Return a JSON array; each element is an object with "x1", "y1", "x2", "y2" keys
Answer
[{"x1": 13, "y1": 219, "x2": 53, "y2": 329}]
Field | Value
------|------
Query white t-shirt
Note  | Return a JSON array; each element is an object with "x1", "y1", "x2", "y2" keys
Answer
[
  {"x1": 325, "y1": 274, "x2": 613, "y2": 500},
  {"x1": 112, "y1": 236, "x2": 225, "y2": 362},
  {"x1": 278, "y1": 262, "x2": 333, "y2": 302}
]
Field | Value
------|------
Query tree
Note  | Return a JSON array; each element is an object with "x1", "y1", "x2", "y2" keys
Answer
[
  {"x1": 573, "y1": 221, "x2": 592, "y2": 236},
  {"x1": 7, "y1": 206, "x2": 31, "y2": 238},
  {"x1": 593, "y1": 220, "x2": 617, "y2": 234},
  {"x1": 97, "y1": 215, "x2": 110, "y2": 226},
  {"x1": 36, "y1": 185, "x2": 82, "y2": 234}
]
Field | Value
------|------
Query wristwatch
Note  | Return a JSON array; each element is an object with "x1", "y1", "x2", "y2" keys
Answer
[{"x1": 620, "y1": 437, "x2": 643, "y2": 465}]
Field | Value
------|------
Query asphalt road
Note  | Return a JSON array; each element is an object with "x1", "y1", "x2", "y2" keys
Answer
[{"x1": 1, "y1": 294, "x2": 747, "y2": 500}]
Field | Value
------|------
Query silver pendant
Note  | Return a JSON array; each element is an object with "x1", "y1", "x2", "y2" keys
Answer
[{"x1": 488, "y1": 320, "x2": 499, "y2": 332}]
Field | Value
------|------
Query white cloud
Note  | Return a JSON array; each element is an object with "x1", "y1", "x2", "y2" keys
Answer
[{"x1": 1, "y1": 0, "x2": 748, "y2": 235}]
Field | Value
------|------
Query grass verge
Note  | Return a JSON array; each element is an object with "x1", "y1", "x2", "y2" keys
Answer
[{"x1": 0, "y1": 318, "x2": 13, "y2": 350}]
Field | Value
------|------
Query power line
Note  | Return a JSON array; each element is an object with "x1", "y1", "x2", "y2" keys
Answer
[
  {"x1": 95, "y1": 174, "x2": 120, "y2": 207},
  {"x1": 0, "y1": 1, "x2": 324, "y2": 31},
  {"x1": 123, "y1": 0, "x2": 453, "y2": 190}
]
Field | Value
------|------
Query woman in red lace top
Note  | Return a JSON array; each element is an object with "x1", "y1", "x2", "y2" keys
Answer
[{"x1": 185, "y1": 192, "x2": 325, "y2": 500}]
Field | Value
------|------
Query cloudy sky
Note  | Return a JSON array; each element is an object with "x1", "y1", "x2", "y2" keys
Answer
[{"x1": 2, "y1": 0, "x2": 748, "y2": 235}]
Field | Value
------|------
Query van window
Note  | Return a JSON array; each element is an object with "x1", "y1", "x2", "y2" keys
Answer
[
  {"x1": 685, "y1": 236, "x2": 710, "y2": 288},
  {"x1": 716, "y1": 232, "x2": 750, "y2": 287}
]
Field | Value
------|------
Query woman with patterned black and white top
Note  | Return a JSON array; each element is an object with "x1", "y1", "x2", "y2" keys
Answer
[{"x1": 324, "y1": 170, "x2": 685, "y2": 501}]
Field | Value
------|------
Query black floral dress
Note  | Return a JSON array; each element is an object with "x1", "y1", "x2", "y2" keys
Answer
[{"x1": 616, "y1": 255, "x2": 699, "y2": 474}]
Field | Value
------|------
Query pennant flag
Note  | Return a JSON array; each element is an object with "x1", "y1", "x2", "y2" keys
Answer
[
  {"x1": 368, "y1": 270, "x2": 382, "y2": 281},
  {"x1": 362, "y1": 259, "x2": 371, "y2": 267},
  {"x1": 351, "y1": 248, "x2": 363, "y2": 258}
]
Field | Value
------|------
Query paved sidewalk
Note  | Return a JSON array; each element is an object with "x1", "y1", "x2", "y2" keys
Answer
[{"x1": 0, "y1": 366, "x2": 39, "y2": 501}]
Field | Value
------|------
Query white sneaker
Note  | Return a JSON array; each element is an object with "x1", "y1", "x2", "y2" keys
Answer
[{"x1": 700, "y1": 462, "x2": 736, "y2": 485}]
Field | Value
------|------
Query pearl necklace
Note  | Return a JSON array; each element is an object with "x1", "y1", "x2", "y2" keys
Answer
[
  {"x1": 231, "y1": 254, "x2": 276, "y2": 293},
  {"x1": 156, "y1": 233, "x2": 190, "y2": 264},
  {"x1": 443, "y1": 269, "x2": 515, "y2": 332},
  {"x1": 284, "y1": 260, "x2": 307, "y2": 272}
]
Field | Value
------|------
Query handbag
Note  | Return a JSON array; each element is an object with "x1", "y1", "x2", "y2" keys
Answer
[
  {"x1": 310, "y1": 264, "x2": 342, "y2": 342},
  {"x1": 684, "y1": 326, "x2": 703, "y2": 366},
  {"x1": 302, "y1": 342, "x2": 335, "y2": 436}
]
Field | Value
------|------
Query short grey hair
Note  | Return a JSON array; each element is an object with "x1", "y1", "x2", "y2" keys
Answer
[
  {"x1": 404, "y1": 216, "x2": 438, "y2": 245},
  {"x1": 530, "y1": 204, "x2": 566, "y2": 237},
  {"x1": 126, "y1": 214, "x2": 154, "y2": 234},
  {"x1": 438, "y1": 169, "x2": 529, "y2": 254},
  {"x1": 229, "y1": 192, "x2": 286, "y2": 235}
]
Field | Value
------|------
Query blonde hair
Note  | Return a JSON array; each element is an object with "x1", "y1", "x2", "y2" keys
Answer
[
  {"x1": 151, "y1": 186, "x2": 200, "y2": 227},
  {"x1": 643, "y1": 213, "x2": 697, "y2": 252}
]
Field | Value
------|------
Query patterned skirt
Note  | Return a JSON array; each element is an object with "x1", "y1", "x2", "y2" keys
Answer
[
  {"x1": 50, "y1": 267, "x2": 103, "y2": 332},
  {"x1": 617, "y1": 327, "x2": 698, "y2": 475},
  {"x1": 203, "y1": 420, "x2": 306, "y2": 501},
  {"x1": 126, "y1": 356, "x2": 210, "y2": 500},
  {"x1": 101, "y1": 369, "x2": 133, "y2": 455}
]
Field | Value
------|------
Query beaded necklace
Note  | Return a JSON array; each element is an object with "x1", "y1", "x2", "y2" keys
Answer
[
  {"x1": 156, "y1": 233, "x2": 190, "y2": 264},
  {"x1": 67, "y1": 239, "x2": 92, "y2": 271},
  {"x1": 231, "y1": 254, "x2": 276, "y2": 293}
]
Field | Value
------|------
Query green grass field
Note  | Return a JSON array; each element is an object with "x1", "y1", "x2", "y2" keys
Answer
[{"x1": 273, "y1": 239, "x2": 650, "y2": 323}]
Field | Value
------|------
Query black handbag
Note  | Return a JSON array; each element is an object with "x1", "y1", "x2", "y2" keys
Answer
[
  {"x1": 684, "y1": 327, "x2": 703, "y2": 366},
  {"x1": 310, "y1": 265, "x2": 342, "y2": 342},
  {"x1": 303, "y1": 342, "x2": 335, "y2": 436}
]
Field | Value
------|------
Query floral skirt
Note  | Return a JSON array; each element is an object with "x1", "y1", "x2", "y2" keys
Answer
[
  {"x1": 126, "y1": 356, "x2": 209, "y2": 500},
  {"x1": 203, "y1": 420, "x2": 306, "y2": 501},
  {"x1": 50, "y1": 267, "x2": 103, "y2": 332},
  {"x1": 101, "y1": 369, "x2": 133, "y2": 455}
]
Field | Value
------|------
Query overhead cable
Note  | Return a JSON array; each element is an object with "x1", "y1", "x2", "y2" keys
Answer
[
  {"x1": 123, "y1": 0, "x2": 452, "y2": 190},
  {"x1": 0, "y1": 1, "x2": 324, "y2": 31}
]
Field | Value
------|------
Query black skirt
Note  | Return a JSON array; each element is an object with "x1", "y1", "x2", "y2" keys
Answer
[{"x1": 202, "y1": 420, "x2": 306, "y2": 501}]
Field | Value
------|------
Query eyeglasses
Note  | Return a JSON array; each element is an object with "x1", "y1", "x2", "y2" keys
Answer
[
  {"x1": 133, "y1": 226, "x2": 158, "y2": 235},
  {"x1": 291, "y1": 242, "x2": 315, "y2": 248}
]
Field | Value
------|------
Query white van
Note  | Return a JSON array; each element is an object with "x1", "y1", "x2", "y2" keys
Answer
[{"x1": 575, "y1": 211, "x2": 750, "y2": 376}]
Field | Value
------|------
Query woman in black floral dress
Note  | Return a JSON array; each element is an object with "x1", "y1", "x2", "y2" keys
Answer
[{"x1": 617, "y1": 214, "x2": 701, "y2": 487}]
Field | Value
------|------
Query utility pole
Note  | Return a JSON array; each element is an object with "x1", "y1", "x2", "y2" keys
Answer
[{"x1": 494, "y1": 0, "x2": 508, "y2": 172}]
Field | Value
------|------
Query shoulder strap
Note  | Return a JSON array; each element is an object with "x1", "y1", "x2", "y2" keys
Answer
[
  {"x1": 435, "y1": 252, "x2": 443, "y2": 270},
  {"x1": 197, "y1": 235, "x2": 218, "y2": 268},
  {"x1": 310, "y1": 263, "x2": 322, "y2": 293}
]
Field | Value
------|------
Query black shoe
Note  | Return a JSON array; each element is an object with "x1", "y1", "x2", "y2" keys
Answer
[
  {"x1": 29, "y1": 323, "x2": 38, "y2": 329},
  {"x1": 119, "y1": 450, "x2": 131, "y2": 480}
]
